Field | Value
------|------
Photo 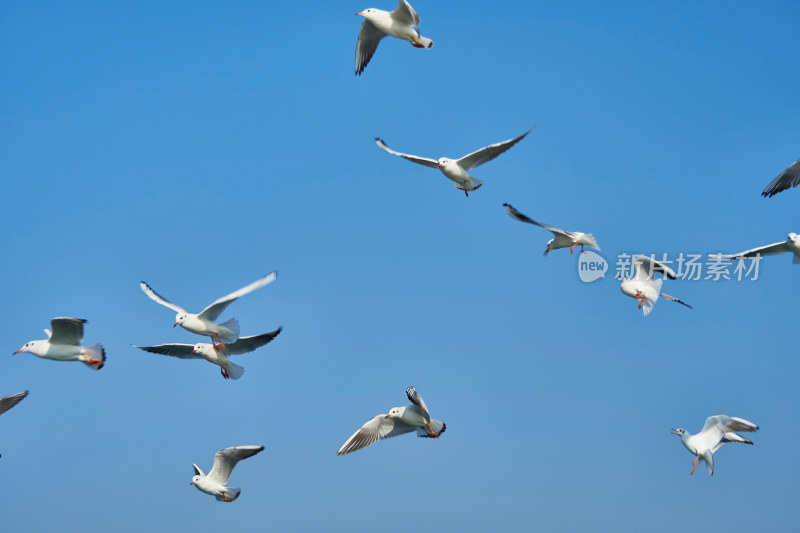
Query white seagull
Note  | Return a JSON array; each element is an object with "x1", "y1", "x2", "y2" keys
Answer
[
  {"x1": 355, "y1": 0, "x2": 433, "y2": 76},
  {"x1": 337, "y1": 386, "x2": 446, "y2": 456},
  {"x1": 503, "y1": 203, "x2": 600, "y2": 255},
  {"x1": 134, "y1": 328, "x2": 282, "y2": 380},
  {"x1": 191, "y1": 445, "x2": 265, "y2": 502},
  {"x1": 375, "y1": 130, "x2": 531, "y2": 196},
  {"x1": 140, "y1": 272, "x2": 276, "y2": 350},
  {"x1": 720, "y1": 233, "x2": 800, "y2": 265},
  {"x1": 672, "y1": 415, "x2": 759, "y2": 476},
  {"x1": 761, "y1": 159, "x2": 800, "y2": 198},
  {"x1": 14, "y1": 318, "x2": 105, "y2": 370},
  {"x1": 620, "y1": 256, "x2": 692, "y2": 317}
]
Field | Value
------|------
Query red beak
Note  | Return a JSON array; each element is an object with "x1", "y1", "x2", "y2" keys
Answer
[{"x1": 173, "y1": 322, "x2": 179, "y2": 327}]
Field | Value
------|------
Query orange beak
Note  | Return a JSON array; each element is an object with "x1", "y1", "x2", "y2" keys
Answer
[
  {"x1": 173, "y1": 322, "x2": 179, "y2": 327},
  {"x1": 13, "y1": 349, "x2": 23, "y2": 355},
  {"x1": 191, "y1": 349, "x2": 197, "y2": 354},
  {"x1": 356, "y1": 12, "x2": 364, "y2": 16},
  {"x1": 190, "y1": 481, "x2": 195, "y2": 485},
  {"x1": 385, "y1": 414, "x2": 391, "y2": 419}
]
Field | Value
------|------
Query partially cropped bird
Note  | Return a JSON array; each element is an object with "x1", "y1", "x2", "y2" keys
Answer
[{"x1": 761, "y1": 159, "x2": 800, "y2": 198}]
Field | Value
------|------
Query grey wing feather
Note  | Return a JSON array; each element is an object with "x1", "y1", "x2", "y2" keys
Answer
[
  {"x1": 456, "y1": 130, "x2": 531, "y2": 171},
  {"x1": 502, "y1": 203, "x2": 572, "y2": 237},
  {"x1": 392, "y1": 0, "x2": 421, "y2": 27},
  {"x1": 702, "y1": 415, "x2": 759, "y2": 434},
  {"x1": 140, "y1": 281, "x2": 188, "y2": 314},
  {"x1": 0, "y1": 391, "x2": 28, "y2": 416},
  {"x1": 49, "y1": 317, "x2": 87, "y2": 346},
  {"x1": 659, "y1": 292, "x2": 693, "y2": 309},
  {"x1": 762, "y1": 159, "x2": 800, "y2": 198},
  {"x1": 713, "y1": 432, "x2": 754, "y2": 452},
  {"x1": 405, "y1": 386, "x2": 431, "y2": 422},
  {"x1": 133, "y1": 344, "x2": 203, "y2": 360},
  {"x1": 722, "y1": 241, "x2": 790, "y2": 259},
  {"x1": 355, "y1": 19, "x2": 386, "y2": 76},
  {"x1": 207, "y1": 445, "x2": 265, "y2": 484},
  {"x1": 227, "y1": 328, "x2": 283, "y2": 355},
  {"x1": 336, "y1": 415, "x2": 416, "y2": 456},
  {"x1": 375, "y1": 138, "x2": 439, "y2": 168},
  {"x1": 198, "y1": 272, "x2": 277, "y2": 321}
]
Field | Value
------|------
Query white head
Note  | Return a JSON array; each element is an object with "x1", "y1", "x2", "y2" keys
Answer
[
  {"x1": 14, "y1": 340, "x2": 40, "y2": 355},
  {"x1": 788, "y1": 232, "x2": 798, "y2": 243},
  {"x1": 385, "y1": 407, "x2": 404, "y2": 419},
  {"x1": 191, "y1": 343, "x2": 212, "y2": 356},
  {"x1": 671, "y1": 428, "x2": 688, "y2": 438},
  {"x1": 174, "y1": 312, "x2": 188, "y2": 327},
  {"x1": 191, "y1": 463, "x2": 205, "y2": 486},
  {"x1": 190, "y1": 474, "x2": 202, "y2": 486},
  {"x1": 356, "y1": 8, "x2": 378, "y2": 19},
  {"x1": 544, "y1": 238, "x2": 554, "y2": 256},
  {"x1": 437, "y1": 158, "x2": 449, "y2": 169}
]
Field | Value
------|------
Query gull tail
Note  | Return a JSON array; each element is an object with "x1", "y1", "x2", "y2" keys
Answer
[
  {"x1": 417, "y1": 419, "x2": 446, "y2": 438},
  {"x1": 218, "y1": 318, "x2": 240, "y2": 344},
  {"x1": 81, "y1": 344, "x2": 106, "y2": 370},
  {"x1": 413, "y1": 35, "x2": 433, "y2": 49},
  {"x1": 793, "y1": 254, "x2": 800, "y2": 264},
  {"x1": 584, "y1": 234, "x2": 600, "y2": 251},
  {"x1": 223, "y1": 361, "x2": 245, "y2": 380},
  {"x1": 455, "y1": 178, "x2": 483, "y2": 193},
  {"x1": 702, "y1": 450, "x2": 714, "y2": 476},
  {"x1": 217, "y1": 487, "x2": 241, "y2": 502}
]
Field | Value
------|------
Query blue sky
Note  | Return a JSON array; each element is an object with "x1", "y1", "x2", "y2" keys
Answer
[{"x1": 1, "y1": 1, "x2": 798, "y2": 531}]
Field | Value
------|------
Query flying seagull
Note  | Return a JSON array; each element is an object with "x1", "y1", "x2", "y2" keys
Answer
[
  {"x1": 761, "y1": 159, "x2": 800, "y2": 198},
  {"x1": 620, "y1": 256, "x2": 692, "y2": 317},
  {"x1": 337, "y1": 386, "x2": 446, "y2": 456},
  {"x1": 720, "y1": 233, "x2": 800, "y2": 265},
  {"x1": 134, "y1": 328, "x2": 282, "y2": 380},
  {"x1": 672, "y1": 415, "x2": 758, "y2": 476},
  {"x1": 140, "y1": 272, "x2": 276, "y2": 349},
  {"x1": 191, "y1": 445, "x2": 265, "y2": 502},
  {"x1": 503, "y1": 203, "x2": 600, "y2": 255},
  {"x1": 355, "y1": 0, "x2": 433, "y2": 76},
  {"x1": 14, "y1": 318, "x2": 105, "y2": 370},
  {"x1": 375, "y1": 130, "x2": 531, "y2": 196}
]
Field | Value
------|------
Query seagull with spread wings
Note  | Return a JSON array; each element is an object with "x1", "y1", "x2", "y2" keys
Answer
[
  {"x1": 375, "y1": 130, "x2": 531, "y2": 196},
  {"x1": 355, "y1": 0, "x2": 433, "y2": 76},
  {"x1": 14, "y1": 318, "x2": 105, "y2": 370},
  {"x1": 191, "y1": 445, "x2": 265, "y2": 502},
  {"x1": 140, "y1": 272, "x2": 276, "y2": 350},
  {"x1": 503, "y1": 203, "x2": 600, "y2": 255},
  {"x1": 672, "y1": 415, "x2": 759, "y2": 476},
  {"x1": 761, "y1": 159, "x2": 800, "y2": 198},
  {"x1": 620, "y1": 256, "x2": 692, "y2": 317},
  {"x1": 720, "y1": 232, "x2": 800, "y2": 265},
  {"x1": 337, "y1": 386, "x2": 446, "y2": 456},
  {"x1": 134, "y1": 328, "x2": 282, "y2": 380}
]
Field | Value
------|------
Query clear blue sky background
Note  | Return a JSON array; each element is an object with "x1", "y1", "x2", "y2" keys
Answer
[{"x1": 1, "y1": 1, "x2": 798, "y2": 531}]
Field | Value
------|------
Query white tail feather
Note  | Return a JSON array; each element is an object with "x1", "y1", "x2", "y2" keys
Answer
[
  {"x1": 218, "y1": 318, "x2": 240, "y2": 344},
  {"x1": 81, "y1": 344, "x2": 106, "y2": 370},
  {"x1": 416, "y1": 36, "x2": 433, "y2": 49},
  {"x1": 224, "y1": 361, "x2": 245, "y2": 380}
]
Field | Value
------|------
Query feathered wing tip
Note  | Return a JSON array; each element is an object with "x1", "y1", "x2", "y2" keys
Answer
[
  {"x1": 192, "y1": 463, "x2": 205, "y2": 476},
  {"x1": 218, "y1": 318, "x2": 240, "y2": 344},
  {"x1": 81, "y1": 344, "x2": 106, "y2": 370},
  {"x1": 224, "y1": 361, "x2": 245, "y2": 380}
]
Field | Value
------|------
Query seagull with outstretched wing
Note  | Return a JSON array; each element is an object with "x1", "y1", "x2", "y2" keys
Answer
[
  {"x1": 134, "y1": 328, "x2": 282, "y2": 380},
  {"x1": 355, "y1": 0, "x2": 433, "y2": 75},
  {"x1": 140, "y1": 272, "x2": 276, "y2": 349},
  {"x1": 375, "y1": 130, "x2": 531, "y2": 196},
  {"x1": 719, "y1": 233, "x2": 800, "y2": 265},
  {"x1": 14, "y1": 318, "x2": 105, "y2": 370},
  {"x1": 672, "y1": 415, "x2": 759, "y2": 476},
  {"x1": 191, "y1": 445, "x2": 265, "y2": 502},
  {"x1": 503, "y1": 203, "x2": 600, "y2": 255},
  {"x1": 762, "y1": 159, "x2": 800, "y2": 198},
  {"x1": 620, "y1": 256, "x2": 692, "y2": 317},
  {"x1": 337, "y1": 386, "x2": 446, "y2": 456}
]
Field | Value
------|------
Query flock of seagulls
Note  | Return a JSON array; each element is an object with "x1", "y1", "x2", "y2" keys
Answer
[{"x1": 4, "y1": 0, "x2": 794, "y2": 505}]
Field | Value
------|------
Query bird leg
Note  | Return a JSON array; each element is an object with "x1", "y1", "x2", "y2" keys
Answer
[
  {"x1": 581, "y1": 244, "x2": 586, "y2": 254},
  {"x1": 221, "y1": 494, "x2": 232, "y2": 502},
  {"x1": 464, "y1": 188, "x2": 469, "y2": 197},
  {"x1": 220, "y1": 367, "x2": 230, "y2": 379},
  {"x1": 690, "y1": 454, "x2": 701, "y2": 475},
  {"x1": 216, "y1": 335, "x2": 226, "y2": 351},
  {"x1": 570, "y1": 242, "x2": 577, "y2": 254},
  {"x1": 410, "y1": 40, "x2": 425, "y2": 48},
  {"x1": 635, "y1": 292, "x2": 644, "y2": 309},
  {"x1": 211, "y1": 336, "x2": 219, "y2": 351},
  {"x1": 426, "y1": 423, "x2": 440, "y2": 438}
]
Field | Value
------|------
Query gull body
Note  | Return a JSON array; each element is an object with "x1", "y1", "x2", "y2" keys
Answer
[
  {"x1": 375, "y1": 130, "x2": 530, "y2": 196},
  {"x1": 620, "y1": 256, "x2": 692, "y2": 317},
  {"x1": 503, "y1": 203, "x2": 600, "y2": 255},
  {"x1": 355, "y1": 0, "x2": 433, "y2": 75},
  {"x1": 140, "y1": 272, "x2": 276, "y2": 348},
  {"x1": 134, "y1": 328, "x2": 282, "y2": 380},
  {"x1": 672, "y1": 415, "x2": 758, "y2": 476},
  {"x1": 14, "y1": 318, "x2": 105, "y2": 370},
  {"x1": 337, "y1": 386, "x2": 446, "y2": 456},
  {"x1": 191, "y1": 445, "x2": 264, "y2": 502},
  {"x1": 721, "y1": 233, "x2": 800, "y2": 265}
]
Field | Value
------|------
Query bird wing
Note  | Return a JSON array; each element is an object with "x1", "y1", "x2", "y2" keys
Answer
[
  {"x1": 762, "y1": 159, "x2": 800, "y2": 198},
  {"x1": 133, "y1": 344, "x2": 203, "y2": 360},
  {"x1": 392, "y1": 0, "x2": 421, "y2": 27},
  {"x1": 48, "y1": 317, "x2": 87, "y2": 346},
  {"x1": 374, "y1": 137, "x2": 439, "y2": 168},
  {"x1": 722, "y1": 241, "x2": 790, "y2": 259},
  {"x1": 198, "y1": 272, "x2": 277, "y2": 321},
  {"x1": 633, "y1": 256, "x2": 677, "y2": 281},
  {"x1": 336, "y1": 415, "x2": 417, "y2": 456},
  {"x1": 140, "y1": 281, "x2": 188, "y2": 314},
  {"x1": 0, "y1": 391, "x2": 28, "y2": 416},
  {"x1": 207, "y1": 445, "x2": 265, "y2": 485},
  {"x1": 227, "y1": 328, "x2": 283, "y2": 355},
  {"x1": 355, "y1": 19, "x2": 386, "y2": 76},
  {"x1": 698, "y1": 415, "x2": 759, "y2": 451},
  {"x1": 502, "y1": 203, "x2": 573, "y2": 238},
  {"x1": 712, "y1": 432, "x2": 754, "y2": 453},
  {"x1": 659, "y1": 292, "x2": 693, "y2": 310},
  {"x1": 456, "y1": 130, "x2": 531, "y2": 171},
  {"x1": 406, "y1": 386, "x2": 431, "y2": 422}
]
